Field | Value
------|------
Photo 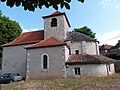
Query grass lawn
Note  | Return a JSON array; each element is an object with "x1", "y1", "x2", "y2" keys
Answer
[{"x1": 1, "y1": 73, "x2": 120, "y2": 90}]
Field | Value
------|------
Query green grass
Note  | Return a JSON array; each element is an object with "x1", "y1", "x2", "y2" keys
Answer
[{"x1": 1, "y1": 73, "x2": 120, "y2": 90}]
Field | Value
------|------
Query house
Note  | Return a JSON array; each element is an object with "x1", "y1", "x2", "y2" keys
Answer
[
  {"x1": 99, "y1": 44, "x2": 113, "y2": 56},
  {"x1": 109, "y1": 40, "x2": 120, "y2": 54},
  {"x1": 2, "y1": 11, "x2": 115, "y2": 79}
]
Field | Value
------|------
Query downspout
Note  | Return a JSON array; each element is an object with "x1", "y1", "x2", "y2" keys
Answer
[
  {"x1": 106, "y1": 64, "x2": 109, "y2": 76},
  {"x1": 95, "y1": 41, "x2": 98, "y2": 55},
  {"x1": 25, "y1": 49, "x2": 28, "y2": 80},
  {"x1": 81, "y1": 41, "x2": 83, "y2": 54}
]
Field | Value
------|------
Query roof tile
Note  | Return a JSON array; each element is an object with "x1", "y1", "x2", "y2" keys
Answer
[
  {"x1": 42, "y1": 11, "x2": 70, "y2": 27},
  {"x1": 26, "y1": 37, "x2": 66, "y2": 49},
  {"x1": 67, "y1": 54, "x2": 114, "y2": 64},
  {"x1": 2, "y1": 30, "x2": 44, "y2": 47}
]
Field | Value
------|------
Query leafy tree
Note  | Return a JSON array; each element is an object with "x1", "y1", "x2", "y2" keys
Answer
[
  {"x1": 0, "y1": 10, "x2": 22, "y2": 69},
  {"x1": 0, "y1": 0, "x2": 84, "y2": 12},
  {"x1": 107, "y1": 52, "x2": 120, "y2": 60},
  {"x1": 74, "y1": 26, "x2": 96, "y2": 38}
]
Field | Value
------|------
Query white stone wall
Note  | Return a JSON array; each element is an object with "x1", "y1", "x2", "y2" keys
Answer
[
  {"x1": 44, "y1": 15, "x2": 69, "y2": 41},
  {"x1": 86, "y1": 41, "x2": 97, "y2": 55},
  {"x1": 63, "y1": 16, "x2": 70, "y2": 39},
  {"x1": 26, "y1": 46, "x2": 68, "y2": 79},
  {"x1": 69, "y1": 41, "x2": 98, "y2": 55},
  {"x1": 64, "y1": 46, "x2": 69, "y2": 62},
  {"x1": 2, "y1": 44, "x2": 31, "y2": 78},
  {"x1": 69, "y1": 41, "x2": 82, "y2": 54},
  {"x1": 66, "y1": 63, "x2": 115, "y2": 77}
]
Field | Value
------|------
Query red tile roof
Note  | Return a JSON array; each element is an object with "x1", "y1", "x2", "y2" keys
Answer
[
  {"x1": 42, "y1": 11, "x2": 71, "y2": 27},
  {"x1": 99, "y1": 44, "x2": 113, "y2": 50},
  {"x1": 26, "y1": 37, "x2": 66, "y2": 49},
  {"x1": 66, "y1": 54, "x2": 114, "y2": 64},
  {"x1": 2, "y1": 30, "x2": 44, "y2": 47}
]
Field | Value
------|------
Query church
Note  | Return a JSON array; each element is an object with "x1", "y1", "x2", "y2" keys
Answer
[{"x1": 2, "y1": 11, "x2": 115, "y2": 79}]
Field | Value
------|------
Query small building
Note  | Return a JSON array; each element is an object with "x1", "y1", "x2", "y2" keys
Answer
[
  {"x1": 2, "y1": 11, "x2": 115, "y2": 79},
  {"x1": 99, "y1": 44, "x2": 113, "y2": 56},
  {"x1": 109, "y1": 40, "x2": 120, "y2": 54}
]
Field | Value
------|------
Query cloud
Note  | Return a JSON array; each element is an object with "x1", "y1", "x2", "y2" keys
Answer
[
  {"x1": 96, "y1": 30, "x2": 120, "y2": 46},
  {"x1": 100, "y1": 0, "x2": 120, "y2": 9},
  {"x1": 100, "y1": 0, "x2": 112, "y2": 9},
  {"x1": 115, "y1": 4, "x2": 120, "y2": 9}
]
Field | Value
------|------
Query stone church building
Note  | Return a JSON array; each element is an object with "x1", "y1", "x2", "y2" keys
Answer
[{"x1": 2, "y1": 11, "x2": 115, "y2": 79}]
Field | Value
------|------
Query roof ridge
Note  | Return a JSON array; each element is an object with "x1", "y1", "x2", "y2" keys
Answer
[
  {"x1": 25, "y1": 37, "x2": 66, "y2": 49},
  {"x1": 22, "y1": 30, "x2": 44, "y2": 34}
]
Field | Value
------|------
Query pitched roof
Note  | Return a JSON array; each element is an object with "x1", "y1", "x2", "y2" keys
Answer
[
  {"x1": 110, "y1": 40, "x2": 120, "y2": 50},
  {"x1": 66, "y1": 54, "x2": 114, "y2": 64},
  {"x1": 65, "y1": 32, "x2": 96, "y2": 42},
  {"x1": 99, "y1": 44, "x2": 113, "y2": 50},
  {"x1": 42, "y1": 11, "x2": 70, "y2": 27},
  {"x1": 26, "y1": 37, "x2": 66, "y2": 49},
  {"x1": 2, "y1": 30, "x2": 44, "y2": 47}
]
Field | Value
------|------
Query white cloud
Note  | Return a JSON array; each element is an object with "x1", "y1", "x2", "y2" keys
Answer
[
  {"x1": 22, "y1": 27, "x2": 39, "y2": 33},
  {"x1": 100, "y1": 0, "x2": 120, "y2": 9},
  {"x1": 115, "y1": 4, "x2": 120, "y2": 9},
  {"x1": 96, "y1": 30, "x2": 120, "y2": 46},
  {"x1": 100, "y1": 0, "x2": 112, "y2": 9}
]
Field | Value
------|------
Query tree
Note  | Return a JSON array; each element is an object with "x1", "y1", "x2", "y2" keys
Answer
[
  {"x1": 0, "y1": 0, "x2": 84, "y2": 12},
  {"x1": 107, "y1": 52, "x2": 120, "y2": 60},
  {"x1": 0, "y1": 10, "x2": 22, "y2": 69},
  {"x1": 74, "y1": 26, "x2": 96, "y2": 38}
]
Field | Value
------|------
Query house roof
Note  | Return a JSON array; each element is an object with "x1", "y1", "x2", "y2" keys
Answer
[
  {"x1": 66, "y1": 54, "x2": 114, "y2": 65},
  {"x1": 99, "y1": 44, "x2": 113, "y2": 50},
  {"x1": 65, "y1": 32, "x2": 96, "y2": 42},
  {"x1": 2, "y1": 30, "x2": 44, "y2": 47},
  {"x1": 42, "y1": 11, "x2": 71, "y2": 27},
  {"x1": 110, "y1": 40, "x2": 120, "y2": 50},
  {"x1": 26, "y1": 37, "x2": 66, "y2": 49}
]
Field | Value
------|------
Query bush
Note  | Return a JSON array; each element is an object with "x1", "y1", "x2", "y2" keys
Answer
[{"x1": 108, "y1": 52, "x2": 120, "y2": 60}]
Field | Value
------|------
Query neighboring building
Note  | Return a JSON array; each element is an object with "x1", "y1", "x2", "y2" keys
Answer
[
  {"x1": 109, "y1": 40, "x2": 120, "y2": 54},
  {"x1": 99, "y1": 44, "x2": 113, "y2": 56},
  {"x1": 2, "y1": 11, "x2": 115, "y2": 79}
]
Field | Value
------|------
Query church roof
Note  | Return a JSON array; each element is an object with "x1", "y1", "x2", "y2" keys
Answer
[
  {"x1": 42, "y1": 11, "x2": 71, "y2": 27},
  {"x1": 26, "y1": 37, "x2": 66, "y2": 49},
  {"x1": 66, "y1": 54, "x2": 114, "y2": 64},
  {"x1": 65, "y1": 32, "x2": 96, "y2": 42},
  {"x1": 2, "y1": 30, "x2": 44, "y2": 47}
]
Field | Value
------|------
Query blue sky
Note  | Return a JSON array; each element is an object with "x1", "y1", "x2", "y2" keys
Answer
[{"x1": 0, "y1": 0, "x2": 120, "y2": 45}]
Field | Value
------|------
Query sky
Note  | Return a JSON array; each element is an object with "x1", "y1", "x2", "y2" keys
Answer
[{"x1": 0, "y1": 0, "x2": 120, "y2": 46}]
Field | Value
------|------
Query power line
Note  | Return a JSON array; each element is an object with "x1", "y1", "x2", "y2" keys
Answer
[{"x1": 100, "y1": 34, "x2": 120, "y2": 43}]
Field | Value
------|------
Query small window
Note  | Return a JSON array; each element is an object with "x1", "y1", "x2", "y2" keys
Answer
[
  {"x1": 51, "y1": 18, "x2": 57, "y2": 27},
  {"x1": 43, "y1": 55, "x2": 48, "y2": 69},
  {"x1": 74, "y1": 67, "x2": 81, "y2": 75},
  {"x1": 75, "y1": 50, "x2": 79, "y2": 54}
]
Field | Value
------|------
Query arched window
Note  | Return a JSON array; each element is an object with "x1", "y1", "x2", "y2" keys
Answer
[
  {"x1": 43, "y1": 55, "x2": 48, "y2": 69},
  {"x1": 51, "y1": 18, "x2": 57, "y2": 27},
  {"x1": 41, "y1": 54, "x2": 49, "y2": 69}
]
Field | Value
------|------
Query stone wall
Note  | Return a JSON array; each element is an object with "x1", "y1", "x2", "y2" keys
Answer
[
  {"x1": 26, "y1": 46, "x2": 68, "y2": 79},
  {"x1": 66, "y1": 63, "x2": 115, "y2": 77},
  {"x1": 2, "y1": 44, "x2": 31, "y2": 78},
  {"x1": 44, "y1": 15, "x2": 69, "y2": 41}
]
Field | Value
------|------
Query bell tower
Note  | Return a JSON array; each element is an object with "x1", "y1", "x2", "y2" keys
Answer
[{"x1": 42, "y1": 11, "x2": 70, "y2": 41}]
